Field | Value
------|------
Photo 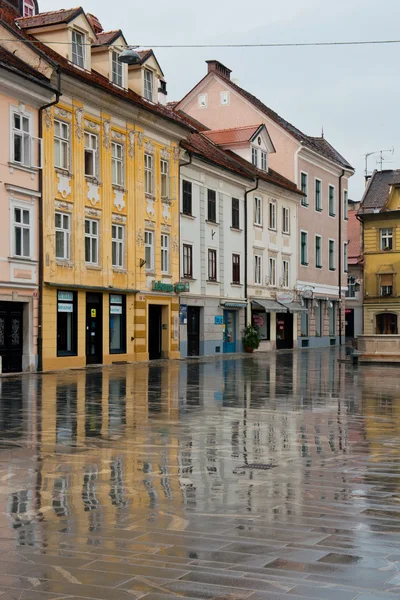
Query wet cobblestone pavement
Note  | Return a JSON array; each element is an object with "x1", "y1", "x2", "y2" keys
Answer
[{"x1": 0, "y1": 349, "x2": 400, "y2": 599}]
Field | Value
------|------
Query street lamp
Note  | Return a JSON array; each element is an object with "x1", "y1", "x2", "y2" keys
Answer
[{"x1": 118, "y1": 46, "x2": 141, "y2": 65}]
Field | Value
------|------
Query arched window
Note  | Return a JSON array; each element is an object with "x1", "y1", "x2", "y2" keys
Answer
[
  {"x1": 376, "y1": 313, "x2": 398, "y2": 335},
  {"x1": 23, "y1": 0, "x2": 35, "y2": 17}
]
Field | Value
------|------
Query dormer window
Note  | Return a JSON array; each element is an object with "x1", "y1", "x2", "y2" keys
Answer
[
  {"x1": 71, "y1": 30, "x2": 85, "y2": 68},
  {"x1": 23, "y1": 0, "x2": 35, "y2": 17},
  {"x1": 144, "y1": 69, "x2": 154, "y2": 101},
  {"x1": 252, "y1": 147, "x2": 258, "y2": 167},
  {"x1": 111, "y1": 51, "x2": 123, "y2": 87},
  {"x1": 261, "y1": 151, "x2": 267, "y2": 171}
]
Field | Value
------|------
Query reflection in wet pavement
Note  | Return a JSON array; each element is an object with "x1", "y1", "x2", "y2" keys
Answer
[{"x1": 0, "y1": 349, "x2": 400, "y2": 598}]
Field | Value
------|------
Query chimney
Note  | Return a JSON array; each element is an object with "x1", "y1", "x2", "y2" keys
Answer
[
  {"x1": 206, "y1": 60, "x2": 232, "y2": 80},
  {"x1": 87, "y1": 13, "x2": 103, "y2": 34}
]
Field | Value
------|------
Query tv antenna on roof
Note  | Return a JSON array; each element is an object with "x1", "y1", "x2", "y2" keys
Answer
[{"x1": 364, "y1": 147, "x2": 394, "y2": 181}]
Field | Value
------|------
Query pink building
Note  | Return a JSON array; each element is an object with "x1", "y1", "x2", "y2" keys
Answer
[{"x1": 175, "y1": 60, "x2": 354, "y2": 348}]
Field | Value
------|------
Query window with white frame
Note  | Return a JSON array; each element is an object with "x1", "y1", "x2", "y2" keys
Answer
[
  {"x1": 54, "y1": 120, "x2": 69, "y2": 170},
  {"x1": 71, "y1": 30, "x2": 85, "y2": 68},
  {"x1": 300, "y1": 231, "x2": 308, "y2": 265},
  {"x1": 161, "y1": 233, "x2": 169, "y2": 273},
  {"x1": 85, "y1": 219, "x2": 98, "y2": 265},
  {"x1": 329, "y1": 239, "x2": 335, "y2": 271},
  {"x1": 23, "y1": 0, "x2": 35, "y2": 17},
  {"x1": 344, "y1": 242, "x2": 348, "y2": 272},
  {"x1": 111, "y1": 142, "x2": 123, "y2": 186},
  {"x1": 84, "y1": 132, "x2": 97, "y2": 178},
  {"x1": 254, "y1": 254, "x2": 262, "y2": 285},
  {"x1": 380, "y1": 228, "x2": 393, "y2": 250},
  {"x1": 161, "y1": 159, "x2": 169, "y2": 198},
  {"x1": 261, "y1": 151, "x2": 267, "y2": 171},
  {"x1": 112, "y1": 224, "x2": 125, "y2": 268},
  {"x1": 144, "y1": 230, "x2": 154, "y2": 271},
  {"x1": 12, "y1": 205, "x2": 32, "y2": 258},
  {"x1": 183, "y1": 244, "x2": 193, "y2": 278},
  {"x1": 282, "y1": 259, "x2": 289, "y2": 288},
  {"x1": 301, "y1": 172, "x2": 308, "y2": 206},
  {"x1": 144, "y1": 69, "x2": 154, "y2": 101},
  {"x1": 111, "y1": 51, "x2": 123, "y2": 87},
  {"x1": 344, "y1": 189, "x2": 348, "y2": 220},
  {"x1": 269, "y1": 257, "x2": 276, "y2": 286},
  {"x1": 282, "y1": 206, "x2": 290, "y2": 234},
  {"x1": 315, "y1": 179, "x2": 322, "y2": 211},
  {"x1": 315, "y1": 235, "x2": 322, "y2": 268},
  {"x1": 269, "y1": 201, "x2": 276, "y2": 230},
  {"x1": 208, "y1": 249, "x2": 217, "y2": 281},
  {"x1": 55, "y1": 212, "x2": 70, "y2": 260},
  {"x1": 144, "y1": 153, "x2": 153, "y2": 194},
  {"x1": 252, "y1": 147, "x2": 258, "y2": 167},
  {"x1": 329, "y1": 185, "x2": 335, "y2": 216},
  {"x1": 254, "y1": 197, "x2": 262, "y2": 225},
  {"x1": 11, "y1": 110, "x2": 31, "y2": 167}
]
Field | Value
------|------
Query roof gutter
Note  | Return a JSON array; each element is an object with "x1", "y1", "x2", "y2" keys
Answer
[{"x1": 245, "y1": 178, "x2": 259, "y2": 318}]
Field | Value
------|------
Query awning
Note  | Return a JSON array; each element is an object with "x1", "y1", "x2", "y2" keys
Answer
[
  {"x1": 222, "y1": 302, "x2": 247, "y2": 308},
  {"x1": 252, "y1": 299, "x2": 284, "y2": 313},
  {"x1": 285, "y1": 301, "x2": 308, "y2": 313}
]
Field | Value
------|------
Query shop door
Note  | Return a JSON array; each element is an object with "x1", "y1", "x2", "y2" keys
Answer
[
  {"x1": 223, "y1": 310, "x2": 236, "y2": 353},
  {"x1": 345, "y1": 309, "x2": 355, "y2": 338},
  {"x1": 187, "y1": 307, "x2": 200, "y2": 356},
  {"x1": 276, "y1": 312, "x2": 294, "y2": 350},
  {"x1": 86, "y1": 293, "x2": 103, "y2": 365},
  {"x1": 148, "y1": 305, "x2": 162, "y2": 360},
  {"x1": 0, "y1": 302, "x2": 23, "y2": 373}
]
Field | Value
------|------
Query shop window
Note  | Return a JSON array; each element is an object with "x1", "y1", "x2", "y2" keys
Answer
[
  {"x1": 252, "y1": 311, "x2": 270, "y2": 340},
  {"x1": 57, "y1": 291, "x2": 77, "y2": 356},
  {"x1": 376, "y1": 313, "x2": 398, "y2": 335},
  {"x1": 109, "y1": 294, "x2": 126, "y2": 354}
]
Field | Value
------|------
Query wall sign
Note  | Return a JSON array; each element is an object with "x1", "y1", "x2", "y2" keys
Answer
[
  {"x1": 58, "y1": 303, "x2": 73, "y2": 313},
  {"x1": 276, "y1": 292, "x2": 294, "y2": 304},
  {"x1": 110, "y1": 294, "x2": 122, "y2": 304},
  {"x1": 58, "y1": 291, "x2": 73, "y2": 302},
  {"x1": 214, "y1": 315, "x2": 223, "y2": 325},
  {"x1": 153, "y1": 281, "x2": 174, "y2": 293},
  {"x1": 175, "y1": 282, "x2": 190, "y2": 293},
  {"x1": 91, "y1": 308, "x2": 97, "y2": 318},
  {"x1": 110, "y1": 306, "x2": 122, "y2": 314}
]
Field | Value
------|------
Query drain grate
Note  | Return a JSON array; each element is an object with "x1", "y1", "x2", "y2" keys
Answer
[{"x1": 238, "y1": 463, "x2": 277, "y2": 470}]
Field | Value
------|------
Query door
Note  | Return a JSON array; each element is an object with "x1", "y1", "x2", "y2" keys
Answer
[
  {"x1": 148, "y1": 305, "x2": 162, "y2": 360},
  {"x1": 345, "y1": 309, "x2": 355, "y2": 338},
  {"x1": 276, "y1": 312, "x2": 294, "y2": 350},
  {"x1": 0, "y1": 302, "x2": 23, "y2": 373},
  {"x1": 223, "y1": 310, "x2": 236, "y2": 353},
  {"x1": 86, "y1": 293, "x2": 103, "y2": 365},
  {"x1": 187, "y1": 307, "x2": 200, "y2": 356}
]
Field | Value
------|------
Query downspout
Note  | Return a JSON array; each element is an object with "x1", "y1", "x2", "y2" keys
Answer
[
  {"x1": 338, "y1": 169, "x2": 345, "y2": 346},
  {"x1": 244, "y1": 178, "x2": 259, "y2": 322},
  {"x1": 37, "y1": 67, "x2": 61, "y2": 372}
]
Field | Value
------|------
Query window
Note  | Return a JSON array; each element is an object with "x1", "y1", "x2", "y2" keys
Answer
[
  {"x1": 300, "y1": 299, "x2": 309, "y2": 337},
  {"x1": 207, "y1": 189, "x2": 216, "y2": 222},
  {"x1": 329, "y1": 185, "x2": 335, "y2": 216},
  {"x1": 13, "y1": 206, "x2": 31, "y2": 258},
  {"x1": 220, "y1": 91, "x2": 230, "y2": 105},
  {"x1": 232, "y1": 254, "x2": 240, "y2": 284},
  {"x1": 57, "y1": 291, "x2": 77, "y2": 356},
  {"x1": 315, "y1": 235, "x2": 322, "y2": 268},
  {"x1": 55, "y1": 212, "x2": 70, "y2": 260},
  {"x1": 109, "y1": 295, "x2": 126, "y2": 354},
  {"x1": 254, "y1": 197, "x2": 262, "y2": 226},
  {"x1": 252, "y1": 311, "x2": 270, "y2": 340},
  {"x1": 12, "y1": 111, "x2": 31, "y2": 166},
  {"x1": 84, "y1": 132, "x2": 97, "y2": 178},
  {"x1": 144, "y1": 153, "x2": 153, "y2": 195},
  {"x1": 329, "y1": 302, "x2": 336, "y2": 336},
  {"x1": 315, "y1": 300, "x2": 322, "y2": 336},
  {"x1": 23, "y1": 0, "x2": 35, "y2": 17},
  {"x1": 183, "y1": 244, "x2": 193, "y2": 278},
  {"x1": 161, "y1": 159, "x2": 169, "y2": 198},
  {"x1": 346, "y1": 276, "x2": 356, "y2": 298},
  {"x1": 182, "y1": 180, "x2": 192, "y2": 215},
  {"x1": 269, "y1": 256, "x2": 276, "y2": 287},
  {"x1": 144, "y1": 230, "x2": 154, "y2": 271},
  {"x1": 376, "y1": 313, "x2": 398, "y2": 335},
  {"x1": 111, "y1": 142, "x2": 123, "y2": 186},
  {"x1": 232, "y1": 198, "x2": 240, "y2": 229},
  {"x1": 161, "y1": 234, "x2": 169, "y2": 273},
  {"x1": 329, "y1": 239, "x2": 335, "y2": 271},
  {"x1": 85, "y1": 219, "x2": 98, "y2": 265},
  {"x1": 71, "y1": 30, "x2": 85, "y2": 68},
  {"x1": 301, "y1": 231, "x2": 308, "y2": 265},
  {"x1": 380, "y1": 274, "x2": 393, "y2": 297},
  {"x1": 381, "y1": 285, "x2": 393, "y2": 297},
  {"x1": 282, "y1": 260, "x2": 289, "y2": 288},
  {"x1": 344, "y1": 242, "x2": 348, "y2": 272},
  {"x1": 144, "y1": 69, "x2": 154, "y2": 101},
  {"x1": 344, "y1": 189, "x2": 348, "y2": 220},
  {"x1": 254, "y1": 255, "x2": 262, "y2": 285},
  {"x1": 111, "y1": 51, "x2": 123, "y2": 87},
  {"x1": 380, "y1": 228, "x2": 393, "y2": 251},
  {"x1": 112, "y1": 224, "x2": 124, "y2": 268},
  {"x1": 315, "y1": 179, "x2": 322, "y2": 211},
  {"x1": 261, "y1": 152, "x2": 267, "y2": 171},
  {"x1": 54, "y1": 120, "x2": 69, "y2": 170},
  {"x1": 208, "y1": 249, "x2": 217, "y2": 281},
  {"x1": 198, "y1": 93, "x2": 207, "y2": 108},
  {"x1": 252, "y1": 147, "x2": 258, "y2": 167},
  {"x1": 282, "y1": 207, "x2": 290, "y2": 234},
  {"x1": 301, "y1": 172, "x2": 308, "y2": 206},
  {"x1": 269, "y1": 201, "x2": 276, "y2": 230}
]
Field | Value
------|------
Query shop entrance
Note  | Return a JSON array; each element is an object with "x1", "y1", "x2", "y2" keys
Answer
[
  {"x1": 276, "y1": 312, "x2": 294, "y2": 350},
  {"x1": 148, "y1": 305, "x2": 162, "y2": 360},
  {"x1": 345, "y1": 309, "x2": 355, "y2": 338},
  {"x1": 0, "y1": 302, "x2": 23, "y2": 372},
  {"x1": 86, "y1": 293, "x2": 103, "y2": 365},
  {"x1": 187, "y1": 306, "x2": 200, "y2": 356},
  {"x1": 223, "y1": 310, "x2": 236, "y2": 353}
]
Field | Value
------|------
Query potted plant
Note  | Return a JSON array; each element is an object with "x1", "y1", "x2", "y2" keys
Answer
[{"x1": 242, "y1": 324, "x2": 260, "y2": 353}]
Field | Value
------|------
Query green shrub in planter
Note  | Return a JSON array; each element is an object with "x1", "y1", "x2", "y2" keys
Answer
[{"x1": 242, "y1": 324, "x2": 260, "y2": 352}]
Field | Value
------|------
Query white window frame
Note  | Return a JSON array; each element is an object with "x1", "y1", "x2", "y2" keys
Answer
[
  {"x1": 111, "y1": 141, "x2": 124, "y2": 187},
  {"x1": 315, "y1": 178, "x2": 322, "y2": 211},
  {"x1": 301, "y1": 171, "x2": 308, "y2": 206},
  {"x1": 54, "y1": 120, "x2": 69, "y2": 171},
  {"x1": 160, "y1": 159, "x2": 169, "y2": 199},
  {"x1": 11, "y1": 200, "x2": 34, "y2": 259},
  {"x1": 220, "y1": 91, "x2": 230, "y2": 106},
  {"x1": 161, "y1": 233, "x2": 169, "y2": 274},
  {"x1": 11, "y1": 108, "x2": 34, "y2": 168},
  {"x1": 84, "y1": 132, "x2": 98, "y2": 178},
  {"x1": 111, "y1": 50, "x2": 123, "y2": 87},
  {"x1": 198, "y1": 93, "x2": 208, "y2": 108},
  {"x1": 315, "y1": 234, "x2": 322, "y2": 268},
  {"x1": 254, "y1": 196, "x2": 262, "y2": 226},
  {"x1": 254, "y1": 254, "x2": 262, "y2": 285},
  {"x1": 282, "y1": 206, "x2": 290, "y2": 234},
  {"x1": 144, "y1": 153, "x2": 154, "y2": 195},
  {"x1": 252, "y1": 147, "x2": 258, "y2": 167},
  {"x1": 282, "y1": 259, "x2": 290, "y2": 288},
  {"x1": 344, "y1": 189, "x2": 348, "y2": 220},
  {"x1": 23, "y1": 0, "x2": 35, "y2": 16},
  {"x1": 261, "y1": 151, "x2": 267, "y2": 172},
  {"x1": 71, "y1": 30, "x2": 85, "y2": 68},
  {"x1": 269, "y1": 256, "x2": 277, "y2": 287},
  {"x1": 144, "y1": 69, "x2": 154, "y2": 101},
  {"x1": 55, "y1": 211, "x2": 71, "y2": 261},
  {"x1": 269, "y1": 201, "x2": 277, "y2": 231},
  {"x1": 144, "y1": 230, "x2": 154, "y2": 272},
  {"x1": 328, "y1": 184, "x2": 335, "y2": 217},
  {"x1": 344, "y1": 242, "x2": 348, "y2": 273},
  {"x1": 85, "y1": 218, "x2": 99, "y2": 265},
  {"x1": 380, "y1": 228, "x2": 393, "y2": 251},
  {"x1": 328, "y1": 239, "x2": 335, "y2": 271},
  {"x1": 300, "y1": 230, "x2": 308, "y2": 266},
  {"x1": 112, "y1": 224, "x2": 125, "y2": 269}
]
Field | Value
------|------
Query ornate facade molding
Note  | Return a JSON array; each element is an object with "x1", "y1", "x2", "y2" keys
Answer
[
  {"x1": 128, "y1": 130, "x2": 135, "y2": 159},
  {"x1": 113, "y1": 189, "x2": 125, "y2": 212},
  {"x1": 103, "y1": 119, "x2": 111, "y2": 150},
  {"x1": 112, "y1": 130, "x2": 126, "y2": 142},
  {"x1": 173, "y1": 146, "x2": 180, "y2": 161},
  {"x1": 136, "y1": 228, "x2": 144, "y2": 247},
  {"x1": 112, "y1": 213, "x2": 126, "y2": 224},
  {"x1": 160, "y1": 147, "x2": 170, "y2": 160},
  {"x1": 85, "y1": 207, "x2": 101, "y2": 217},
  {"x1": 54, "y1": 106, "x2": 72, "y2": 120},
  {"x1": 162, "y1": 201, "x2": 171, "y2": 222},
  {"x1": 172, "y1": 235, "x2": 179, "y2": 253},
  {"x1": 74, "y1": 108, "x2": 83, "y2": 140},
  {"x1": 137, "y1": 132, "x2": 144, "y2": 147},
  {"x1": 144, "y1": 219, "x2": 155, "y2": 229},
  {"x1": 144, "y1": 140, "x2": 155, "y2": 155},
  {"x1": 84, "y1": 119, "x2": 100, "y2": 132},
  {"x1": 146, "y1": 197, "x2": 155, "y2": 218},
  {"x1": 44, "y1": 108, "x2": 53, "y2": 129},
  {"x1": 87, "y1": 182, "x2": 100, "y2": 206},
  {"x1": 55, "y1": 200, "x2": 73, "y2": 211},
  {"x1": 56, "y1": 172, "x2": 71, "y2": 199}
]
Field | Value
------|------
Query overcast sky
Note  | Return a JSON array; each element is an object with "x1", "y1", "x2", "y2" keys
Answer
[{"x1": 40, "y1": 0, "x2": 399, "y2": 199}]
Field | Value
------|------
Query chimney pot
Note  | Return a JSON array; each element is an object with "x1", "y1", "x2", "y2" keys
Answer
[{"x1": 206, "y1": 60, "x2": 232, "y2": 80}]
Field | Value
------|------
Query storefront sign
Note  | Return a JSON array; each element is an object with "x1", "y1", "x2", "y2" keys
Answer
[
  {"x1": 58, "y1": 291, "x2": 73, "y2": 302},
  {"x1": 180, "y1": 304, "x2": 187, "y2": 324},
  {"x1": 110, "y1": 294, "x2": 122, "y2": 304},
  {"x1": 214, "y1": 315, "x2": 223, "y2": 325},
  {"x1": 152, "y1": 281, "x2": 174, "y2": 293},
  {"x1": 110, "y1": 305, "x2": 122, "y2": 314},
  {"x1": 174, "y1": 282, "x2": 190, "y2": 293},
  {"x1": 91, "y1": 308, "x2": 97, "y2": 318},
  {"x1": 58, "y1": 302, "x2": 73, "y2": 313},
  {"x1": 276, "y1": 292, "x2": 294, "y2": 304}
]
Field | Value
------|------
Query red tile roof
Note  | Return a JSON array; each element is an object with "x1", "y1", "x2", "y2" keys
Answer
[
  {"x1": 93, "y1": 30, "x2": 123, "y2": 47},
  {"x1": 204, "y1": 124, "x2": 263, "y2": 145},
  {"x1": 17, "y1": 7, "x2": 82, "y2": 28},
  {"x1": 347, "y1": 209, "x2": 362, "y2": 265}
]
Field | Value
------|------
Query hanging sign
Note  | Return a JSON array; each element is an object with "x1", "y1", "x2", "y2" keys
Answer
[{"x1": 58, "y1": 303, "x2": 73, "y2": 313}]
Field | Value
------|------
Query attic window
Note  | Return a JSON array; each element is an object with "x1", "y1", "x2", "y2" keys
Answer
[
  {"x1": 159, "y1": 80, "x2": 167, "y2": 94},
  {"x1": 71, "y1": 30, "x2": 85, "y2": 68},
  {"x1": 111, "y1": 51, "x2": 123, "y2": 87},
  {"x1": 220, "y1": 91, "x2": 230, "y2": 106},
  {"x1": 23, "y1": 0, "x2": 35, "y2": 17},
  {"x1": 144, "y1": 69, "x2": 153, "y2": 101}
]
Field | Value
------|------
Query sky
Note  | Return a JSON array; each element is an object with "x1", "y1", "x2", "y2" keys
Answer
[{"x1": 39, "y1": 0, "x2": 400, "y2": 200}]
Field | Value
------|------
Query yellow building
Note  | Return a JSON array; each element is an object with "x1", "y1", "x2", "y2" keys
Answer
[
  {"x1": 359, "y1": 169, "x2": 400, "y2": 335},
  {"x1": 16, "y1": 8, "x2": 190, "y2": 370}
]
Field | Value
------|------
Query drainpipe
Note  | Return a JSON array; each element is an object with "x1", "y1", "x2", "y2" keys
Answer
[
  {"x1": 244, "y1": 178, "x2": 259, "y2": 323},
  {"x1": 338, "y1": 169, "x2": 345, "y2": 346},
  {"x1": 37, "y1": 67, "x2": 61, "y2": 372}
]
